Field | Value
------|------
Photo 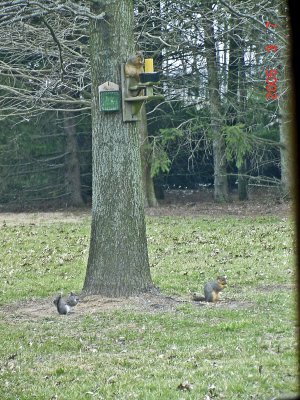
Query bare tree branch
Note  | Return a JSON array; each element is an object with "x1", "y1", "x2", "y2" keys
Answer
[
  {"x1": 218, "y1": 0, "x2": 287, "y2": 45},
  {"x1": 0, "y1": 0, "x2": 105, "y2": 26}
]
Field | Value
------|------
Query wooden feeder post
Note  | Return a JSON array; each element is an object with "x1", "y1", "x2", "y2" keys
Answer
[{"x1": 121, "y1": 57, "x2": 163, "y2": 122}]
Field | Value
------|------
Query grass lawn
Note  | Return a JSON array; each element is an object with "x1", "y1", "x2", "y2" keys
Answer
[{"x1": 0, "y1": 212, "x2": 298, "y2": 399}]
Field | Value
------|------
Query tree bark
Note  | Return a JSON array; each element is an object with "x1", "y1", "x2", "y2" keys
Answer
[
  {"x1": 237, "y1": 42, "x2": 249, "y2": 201},
  {"x1": 63, "y1": 111, "x2": 84, "y2": 207},
  {"x1": 137, "y1": 1, "x2": 160, "y2": 208},
  {"x1": 278, "y1": 3, "x2": 291, "y2": 196},
  {"x1": 227, "y1": 20, "x2": 249, "y2": 200},
  {"x1": 202, "y1": 1, "x2": 229, "y2": 202},
  {"x1": 279, "y1": 103, "x2": 291, "y2": 196},
  {"x1": 237, "y1": 166, "x2": 248, "y2": 200},
  {"x1": 82, "y1": 0, "x2": 153, "y2": 297},
  {"x1": 139, "y1": 106, "x2": 159, "y2": 208}
]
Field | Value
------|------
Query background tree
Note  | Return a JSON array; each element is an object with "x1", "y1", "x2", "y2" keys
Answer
[
  {"x1": 0, "y1": 1, "x2": 91, "y2": 207},
  {"x1": 139, "y1": 106, "x2": 159, "y2": 207},
  {"x1": 225, "y1": 9, "x2": 249, "y2": 200},
  {"x1": 277, "y1": 2, "x2": 291, "y2": 196},
  {"x1": 137, "y1": 0, "x2": 163, "y2": 208},
  {"x1": 63, "y1": 111, "x2": 84, "y2": 207},
  {"x1": 202, "y1": 0, "x2": 229, "y2": 201},
  {"x1": 219, "y1": 0, "x2": 289, "y2": 195}
]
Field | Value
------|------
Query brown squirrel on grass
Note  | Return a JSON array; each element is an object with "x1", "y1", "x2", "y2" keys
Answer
[
  {"x1": 192, "y1": 276, "x2": 227, "y2": 303},
  {"x1": 124, "y1": 51, "x2": 144, "y2": 80}
]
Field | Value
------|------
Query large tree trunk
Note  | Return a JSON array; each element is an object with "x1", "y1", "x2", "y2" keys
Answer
[
  {"x1": 83, "y1": 0, "x2": 153, "y2": 297},
  {"x1": 202, "y1": 1, "x2": 229, "y2": 202},
  {"x1": 63, "y1": 111, "x2": 84, "y2": 207}
]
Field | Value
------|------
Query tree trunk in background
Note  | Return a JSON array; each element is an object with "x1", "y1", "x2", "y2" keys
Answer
[
  {"x1": 227, "y1": 25, "x2": 239, "y2": 126},
  {"x1": 83, "y1": 0, "x2": 153, "y2": 297},
  {"x1": 137, "y1": 1, "x2": 161, "y2": 207},
  {"x1": 278, "y1": 3, "x2": 291, "y2": 197},
  {"x1": 227, "y1": 19, "x2": 249, "y2": 200},
  {"x1": 237, "y1": 41, "x2": 249, "y2": 201},
  {"x1": 237, "y1": 162, "x2": 248, "y2": 200},
  {"x1": 279, "y1": 100, "x2": 291, "y2": 196},
  {"x1": 226, "y1": 20, "x2": 239, "y2": 195},
  {"x1": 63, "y1": 111, "x2": 84, "y2": 207},
  {"x1": 140, "y1": 106, "x2": 159, "y2": 207},
  {"x1": 202, "y1": 0, "x2": 229, "y2": 202}
]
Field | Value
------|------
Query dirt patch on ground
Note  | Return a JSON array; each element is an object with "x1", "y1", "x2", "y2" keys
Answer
[
  {"x1": 0, "y1": 210, "x2": 91, "y2": 225},
  {"x1": 149, "y1": 187, "x2": 292, "y2": 218},
  {"x1": 254, "y1": 284, "x2": 295, "y2": 292},
  {"x1": 0, "y1": 188, "x2": 292, "y2": 225},
  {"x1": 0, "y1": 292, "x2": 182, "y2": 322},
  {"x1": 146, "y1": 200, "x2": 291, "y2": 218},
  {"x1": 0, "y1": 290, "x2": 255, "y2": 323}
]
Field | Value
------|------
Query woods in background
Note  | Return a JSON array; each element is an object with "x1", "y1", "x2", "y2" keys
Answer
[{"x1": 0, "y1": 0, "x2": 289, "y2": 208}]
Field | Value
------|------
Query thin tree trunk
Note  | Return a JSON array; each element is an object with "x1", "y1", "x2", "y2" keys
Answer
[
  {"x1": 137, "y1": 1, "x2": 161, "y2": 208},
  {"x1": 237, "y1": 165, "x2": 248, "y2": 200},
  {"x1": 202, "y1": 1, "x2": 228, "y2": 202},
  {"x1": 237, "y1": 46, "x2": 249, "y2": 201},
  {"x1": 226, "y1": 15, "x2": 249, "y2": 200},
  {"x1": 83, "y1": 0, "x2": 153, "y2": 297},
  {"x1": 279, "y1": 97, "x2": 291, "y2": 196},
  {"x1": 278, "y1": 3, "x2": 291, "y2": 196},
  {"x1": 63, "y1": 111, "x2": 84, "y2": 207},
  {"x1": 140, "y1": 106, "x2": 159, "y2": 207}
]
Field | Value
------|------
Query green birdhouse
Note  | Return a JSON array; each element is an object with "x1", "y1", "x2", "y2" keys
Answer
[{"x1": 99, "y1": 82, "x2": 120, "y2": 112}]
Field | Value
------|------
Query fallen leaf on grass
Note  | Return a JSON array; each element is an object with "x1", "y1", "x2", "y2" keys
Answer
[{"x1": 206, "y1": 384, "x2": 217, "y2": 398}]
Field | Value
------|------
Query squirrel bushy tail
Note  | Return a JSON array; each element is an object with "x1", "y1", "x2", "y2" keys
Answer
[{"x1": 53, "y1": 294, "x2": 72, "y2": 315}]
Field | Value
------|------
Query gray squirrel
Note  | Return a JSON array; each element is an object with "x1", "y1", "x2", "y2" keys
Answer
[
  {"x1": 66, "y1": 292, "x2": 80, "y2": 307},
  {"x1": 53, "y1": 292, "x2": 79, "y2": 315}
]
